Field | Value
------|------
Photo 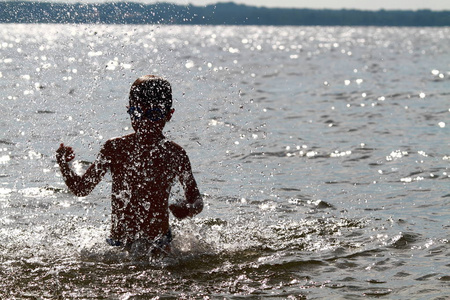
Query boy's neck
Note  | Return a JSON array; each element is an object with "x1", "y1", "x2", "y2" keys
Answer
[{"x1": 134, "y1": 130, "x2": 165, "y2": 144}]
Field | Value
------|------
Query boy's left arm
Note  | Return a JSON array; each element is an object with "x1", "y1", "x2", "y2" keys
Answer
[{"x1": 169, "y1": 150, "x2": 203, "y2": 220}]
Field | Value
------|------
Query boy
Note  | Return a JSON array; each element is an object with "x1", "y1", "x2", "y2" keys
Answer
[{"x1": 56, "y1": 75, "x2": 203, "y2": 256}]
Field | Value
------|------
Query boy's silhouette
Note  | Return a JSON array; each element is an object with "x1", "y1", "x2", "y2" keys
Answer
[{"x1": 56, "y1": 75, "x2": 203, "y2": 256}]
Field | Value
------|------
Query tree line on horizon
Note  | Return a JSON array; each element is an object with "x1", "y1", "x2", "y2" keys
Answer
[{"x1": 0, "y1": 1, "x2": 449, "y2": 26}]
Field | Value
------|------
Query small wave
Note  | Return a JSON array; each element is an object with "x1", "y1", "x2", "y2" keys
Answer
[
  {"x1": 388, "y1": 232, "x2": 421, "y2": 249},
  {"x1": 242, "y1": 150, "x2": 330, "y2": 160},
  {"x1": 415, "y1": 273, "x2": 439, "y2": 281},
  {"x1": 363, "y1": 289, "x2": 393, "y2": 296},
  {"x1": 36, "y1": 110, "x2": 55, "y2": 114},
  {"x1": 41, "y1": 185, "x2": 69, "y2": 194},
  {"x1": 287, "y1": 198, "x2": 335, "y2": 210}
]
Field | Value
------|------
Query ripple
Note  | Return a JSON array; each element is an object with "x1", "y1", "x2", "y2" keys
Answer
[
  {"x1": 363, "y1": 289, "x2": 393, "y2": 296},
  {"x1": 388, "y1": 232, "x2": 421, "y2": 249},
  {"x1": 438, "y1": 276, "x2": 450, "y2": 281}
]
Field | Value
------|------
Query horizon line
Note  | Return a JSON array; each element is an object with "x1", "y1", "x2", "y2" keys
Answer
[{"x1": 5, "y1": 0, "x2": 450, "y2": 12}]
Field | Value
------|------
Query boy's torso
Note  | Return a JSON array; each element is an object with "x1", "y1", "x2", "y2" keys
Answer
[{"x1": 103, "y1": 134, "x2": 182, "y2": 242}]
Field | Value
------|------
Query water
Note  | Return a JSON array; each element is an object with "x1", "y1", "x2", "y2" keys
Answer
[{"x1": 1, "y1": 24, "x2": 449, "y2": 299}]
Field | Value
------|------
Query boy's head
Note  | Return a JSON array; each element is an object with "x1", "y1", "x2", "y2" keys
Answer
[
  {"x1": 129, "y1": 75, "x2": 173, "y2": 120},
  {"x1": 128, "y1": 75, "x2": 174, "y2": 134}
]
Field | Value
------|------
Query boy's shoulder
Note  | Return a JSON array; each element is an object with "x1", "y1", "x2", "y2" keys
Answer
[
  {"x1": 103, "y1": 134, "x2": 187, "y2": 155},
  {"x1": 109, "y1": 134, "x2": 134, "y2": 143},
  {"x1": 103, "y1": 134, "x2": 134, "y2": 148},
  {"x1": 163, "y1": 139, "x2": 184, "y2": 151},
  {"x1": 161, "y1": 140, "x2": 190, "y2": 160}
]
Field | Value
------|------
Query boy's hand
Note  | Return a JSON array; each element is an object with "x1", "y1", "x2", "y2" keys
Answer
[
  {"x1": 169, "y1": 201, "x2": 191, "y2": 220},
  {"x1": 169, "y1": 198, "x2": 203, "y2": 220},
  {"x1": 56, "y1": 143, "x2": 75, "y2": 164}
]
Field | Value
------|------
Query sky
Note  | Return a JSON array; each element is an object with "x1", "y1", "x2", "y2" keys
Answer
[{"x1": 134, "y1": 0, "x2": 449, "y2": 11}]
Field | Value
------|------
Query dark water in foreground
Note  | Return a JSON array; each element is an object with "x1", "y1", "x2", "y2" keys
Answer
[{"x1": 0, "y1": 25, "x2": 449, "y2": 299}]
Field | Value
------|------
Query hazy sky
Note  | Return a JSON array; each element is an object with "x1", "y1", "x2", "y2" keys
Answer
[{"x1": 136, "y1": 0, "x2": 449, "y2": 11}]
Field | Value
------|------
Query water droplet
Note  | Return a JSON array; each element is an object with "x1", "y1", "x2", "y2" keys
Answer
[{"x1": 185, "y1": 60, "x2": 194, "y2": 69}]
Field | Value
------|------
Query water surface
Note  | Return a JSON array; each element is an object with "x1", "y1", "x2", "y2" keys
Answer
[{"x1": 0, "y1": 24, "x2": 449, "y2": 299}]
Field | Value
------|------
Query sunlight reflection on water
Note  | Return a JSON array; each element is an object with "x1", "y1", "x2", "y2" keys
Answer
[{"x1": 0, "y1": 24, "x2": 449, "y2": 298}]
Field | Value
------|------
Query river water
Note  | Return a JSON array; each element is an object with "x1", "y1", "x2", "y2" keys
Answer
[{"x1": 0, "y1": 24, "x2": 449, "y2": 299}]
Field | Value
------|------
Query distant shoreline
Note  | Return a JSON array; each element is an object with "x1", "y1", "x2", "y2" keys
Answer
[{"x1": 1, "y1": 1, "x2": 449, "y2": 26}]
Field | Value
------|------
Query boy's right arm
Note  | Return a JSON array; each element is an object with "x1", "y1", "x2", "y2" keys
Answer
[
  {"x1": 56, "y1": 143, "x2": 108, "y2": 197},
  {"x1": 169, "y1": 147, "x2": 203, "y2": 220}
]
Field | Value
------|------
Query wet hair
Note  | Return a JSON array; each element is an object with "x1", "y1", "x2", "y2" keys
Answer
[{"x1": 129, "y1": 75, "x2": 172, "y2": 115}]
